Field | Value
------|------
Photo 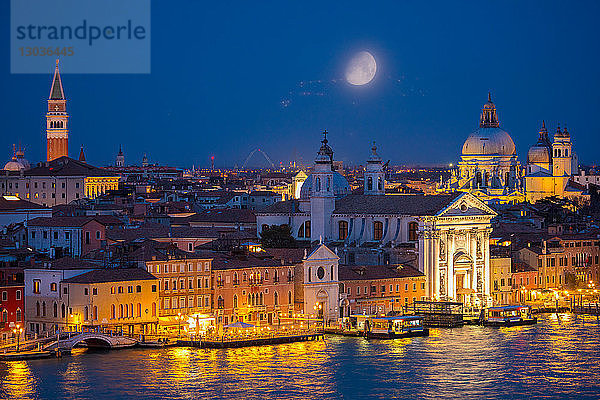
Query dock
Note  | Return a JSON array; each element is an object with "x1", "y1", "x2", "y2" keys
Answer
[
  {"x1": 177, "y1": 333, "x2": 324, "y2": 349},
  {"x1": 408, "y1": 301, "x2": 465, "y2": 328}
]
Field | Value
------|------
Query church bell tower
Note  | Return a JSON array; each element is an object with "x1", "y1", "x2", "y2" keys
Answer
[
  {"x1": 46, "y1": 60, "x2": 69, "y2": 162},
  {"x1": 310, "y1": 131, "x2": 336, "y2": 242},
  {"x1": 364, "y1": 142, "x2": 385, "y2": 195}
]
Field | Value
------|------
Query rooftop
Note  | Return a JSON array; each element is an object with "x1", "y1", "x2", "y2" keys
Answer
[{"x1": 62, "y1": 268, "x2": 157, "y2": 284}]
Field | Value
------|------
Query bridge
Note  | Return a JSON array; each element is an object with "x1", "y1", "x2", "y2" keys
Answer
[{"x1": 43, "y1": 332, "x2": 138, "y2": 350}]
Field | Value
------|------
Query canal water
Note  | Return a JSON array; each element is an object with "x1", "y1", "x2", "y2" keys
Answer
[{"x1": 1, "y1": 314, "x2": 599, "y2": 400}]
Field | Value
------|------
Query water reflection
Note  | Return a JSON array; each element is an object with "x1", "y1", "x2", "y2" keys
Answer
[{"x1": 0, "y1": 315, "x2": 599, "y2": 399}]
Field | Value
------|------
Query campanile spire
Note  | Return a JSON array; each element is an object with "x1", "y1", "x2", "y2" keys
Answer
[{"x1": 46, "y1": 59, "x2": 69, "y2": 161}]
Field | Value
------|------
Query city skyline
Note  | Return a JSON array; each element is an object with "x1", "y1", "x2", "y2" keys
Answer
[{"x1": 2, "y1": 1, "x2": 600, "y2": 169}]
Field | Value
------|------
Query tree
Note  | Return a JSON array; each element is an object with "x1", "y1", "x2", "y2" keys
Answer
[{"x1": 260, "y1": 224, "x2": 297, "y2": 248}]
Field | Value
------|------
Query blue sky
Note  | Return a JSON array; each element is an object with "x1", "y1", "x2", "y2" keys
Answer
[{"x1": 1, "y1": 1, "x2": 599, "y2": 168}]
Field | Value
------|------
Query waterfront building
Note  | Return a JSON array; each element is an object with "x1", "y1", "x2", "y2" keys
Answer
[
  {"x1": 61, "y1": 268, "x2": 159, "y2": 335},
  {"x1": 46, "y1": 60, "x2": 69, "y2": 162},
  {"x1": 257, "y1": 134, "x2": 497, "y2": 306},
  {"x1": 338, "y1": 263, "x2": 426, "y2": 316},
  {"x1": 212, "y1": 252, "x2": 295, "y2": 327},
  {"x1": 24, "y1": 257, "x2": 99, "y2": 335},
  {"x1": 490, "y1": 256, "x2": 513, "y2": 305},
  {"x1": 301, "y1": 243, "x2": 340, "y2": 324},
  {"x1": 142, "y1": 246, "x2": 213, "y2": 334},
  {"x1": 0, "y1": 157, "x2": 120, "y2": 206},
  {"x1": 0, "y1": 284, "x2": 24, "y2": 343}
]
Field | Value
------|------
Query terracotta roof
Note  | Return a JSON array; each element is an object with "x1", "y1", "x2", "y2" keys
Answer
[
  {"x1": 25, "y1": 157, "x2": 117, "y2": 177},
  {"x1": 212, "y1": 253, "x2": 290, "y2": 270},
  {"x1": 257, "y1": 200, "x2": 301, "y2": 214},
  {"x1": 263, "y1": 248, "x2": 306, "y2": 264},
  {"x1": 62, "y1": 268, "x2": 157, "y2": 284},
  {"x1": 0, "y1": 196, "x2": 50, "y2": 211},
  {"x1": 30, "y1": 257, "x2": 104, "y2": 270},
  {"x1": 188, "y1": 209, "x2": 256, "y2": 223},
  {"x1": 339, "y1": 264, "x2": 423, "y2": 281},
  {"x1": 27, "y1": 216, "x2": 112, "y2": 227},
  {"x1": 333, "y1": 194, "x2": 460, "y2": 215},
  {"x1": 106, "y1": 223, "x2": 221, "y2": 242}
]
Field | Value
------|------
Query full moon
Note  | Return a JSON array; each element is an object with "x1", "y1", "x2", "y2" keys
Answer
[{"x1": 345, "y1": 51, "x2": 377, "y2": 86}]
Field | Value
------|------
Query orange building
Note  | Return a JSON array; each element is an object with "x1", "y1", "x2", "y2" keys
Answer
[
  {"x1": 212, "y1": 253, "x2": 295, "y2": 327},
  {"x1": 46, "y1": 60, "x2": 69, "y2": 162},
  {"x1": 339, "y1": 264, "x2": 426, "y2": 316}
]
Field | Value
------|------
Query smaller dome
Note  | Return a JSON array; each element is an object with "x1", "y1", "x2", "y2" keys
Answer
[
  {"x1": 299, "y1": 172, "x2": 350, "y2": 200},
  {"x1": 3, "y1": 160, "x2": 25, "y2": 171},
  {"x1": 527, "y1": 145, "x2": 550, "y2": 164}
]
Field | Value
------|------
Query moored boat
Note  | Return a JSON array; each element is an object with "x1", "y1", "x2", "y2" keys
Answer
[
  {"x1": 365, "y1": 315, "x2": 429, "y2": 339},
  {"x1": 483, "y1": 305, "x2": 537, "y2": 327}
]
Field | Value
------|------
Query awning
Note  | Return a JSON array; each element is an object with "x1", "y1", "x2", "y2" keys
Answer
[{"x1": 224, "y1": 321, "x2": 255, "y2": 328}]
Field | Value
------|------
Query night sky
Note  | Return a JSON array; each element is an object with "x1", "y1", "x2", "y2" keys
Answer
[{"x1": 1, "y1": 1, "x2": 599, "y2": 169}]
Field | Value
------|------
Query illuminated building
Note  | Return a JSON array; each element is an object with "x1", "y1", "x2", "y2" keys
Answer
[
  {"x1": 439, "y1": 94, "x2": 525, "y2": 204},
  {"x1": 524, "y1": 123, "x2": 587, "y2": 203},
  {"x1": 46, "y1": 60, "x2": 69, "y2": 162},
  {"x1": 339, "y1": 264, "x2": 426, "y2": 316},
  {"x1": 258, "y1": 134, "x2": 497, "y2": 306},
  {"x1": 0, "y1": 284, "x2": 24, "y2": 343},
  {"x1": 301, "y1": 244, "x2": 340, "y2": 324},
  {"x1": 212, "y1": 253, "x2": 295, "y2": 326}
]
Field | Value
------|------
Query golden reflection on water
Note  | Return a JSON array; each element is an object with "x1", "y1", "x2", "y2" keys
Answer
[{"x1": 1, "y1": 361, "x2": 36, "y2": 400}]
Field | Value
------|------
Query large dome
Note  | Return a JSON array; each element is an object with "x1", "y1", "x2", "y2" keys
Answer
[
  {"x1": 462, "y1": 127, "x2": 516, "y2": 156},
  {"x1": 299, "y1": 172, "x2": 350, "y2": 200},
  {"x1": 3, "y1": 160, "x2": 25, "y2": 171}
]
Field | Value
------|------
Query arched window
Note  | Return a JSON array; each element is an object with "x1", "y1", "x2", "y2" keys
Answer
[
  {"x1": 243, "y1": 272, "x2": 247, "y2": 282},
  {"x1": 16, "y1": 308, "x2": 21, "y2": 322},
  {"x1": 111, "y1": 304, "x2": 116, "y2": 319},
  {"x1": 304, "y1": 221, "x2": 311, "y2": 238},
  {"x1": 288, "y1": 291, "x2": 292, "y2": 304},
  {"x1": 298, "y1": 223, "x2": 305, "y2": 238},
  {"x1": 408, "y1": 222, "x2": 418, "y2": 241},
  {"x1": 316, "y1": 177, "x2": 321, "y2": 191},
  {"x1": 84, "y1": 306, "x2": 89, "y2": 321},
  {"x1": 565, "y1": 149, "x2": 568, "y2": 157},
  {"x1": 248, "y1": 294, "x2": 251, "y2": 305},
  {"x1": 330, "y1": 265, "x2": 334, "y2": 280},
  {"x1": 373, "y1": 221, "x2": 383, "y2": 241},
  {"x1": 339, "y1": 220, "x2": 348, "y2": 240},
  {"x1": 1, "y1": 310, "x2": 7, "y2": 322},
  {"x1": 476, "y1": 171, "x2": 482, "y2": 186},
  {"x1": 62, "y1": 303, "x2": 66, "y2": 318},
  {"x1": 94, "y1": 306, "x2": 98, "y2": 320},
  {"x1": 260, "y1": 292, "x2": 264, "y2": 305},
  {"x1": 152, "y1": 302, "x2": 156, "y2": 317},
  {"x1": 378, "y1": 177, "x2": 383, "y2": 190},
  {"x1": 233, "y1": 295, "x2": 238, "y2": 308},
  {"x1": 265, "y1": 270, "x2": 269, "y2": 280},
  {"x1": 53, "y1": 302, "x2": 58, "y2": 318},
  {"x1": 274, "y1": 291, "x2": 279, "y2": 305},
  {"x1": 130, "y1": 303, "x2": 134, "y2": 317},
  {"x1": 137, "y1": 303, "x2": 141, "y2": 317},
  {"x1": 119, "y1": 304, "x2": 123, "y2": 319},
  {"x1": 308, "y1": 267, "x2": 312, "y2": 282},
  {"x1": 42, "y1": 301, "x2": 46, "y2": 317},
  {"x1": 367, "y1": 176, "x2": 373, "y2": 191},
  {"x1": 234, "y1": 271, "x2": 239, "y2": 284},
  {"x1": 217, "y1": 296, "x2": 224, "y2": 309}
]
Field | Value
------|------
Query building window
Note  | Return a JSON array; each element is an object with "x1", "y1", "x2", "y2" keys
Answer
[
  {"x1": 288, "y1": 291, "x2": 292, "y2": 304},
  {"x1": 339, "y1": 220, "x2": 348, "y2": 240},
  {"x1": 233, "y1": 295, "x2": 238, "y2": 308},
  {"x1": 33, "y1": 280, "x2": 41, "y2": 294},
  {"x1": 373, "y1": 221, "x2": 383, "y2": 241},
  {"x1": 96, "y1": 231, "x2": 101, "y2": 240},
  {"x1": 84, "y1": 288, "x2": 89, "y2": 295},
  {"x1": 85, "y1": 231, "x2": 90, "y2": 245},
  {"x1": 152, "y1": 285, "x2": 157, "y2": 292},
  {"x1": 16, "y1": 308, "x2": 22, "y2": 322},
  {"x1": 304, "y1": 221, "x2": 311, "y2": 238},
  {"x1": 408, "y1": 222, "x2": 418, "y2": 241},
  {"x1": 136, "y1": 285, "x2": 142, "y2": 293},
  {"x1": 16, "y1": 290, "x2": 21, "y2": 300},
  {"x1": 128, "y1": 286, "x2": 133, "y2": 293}
]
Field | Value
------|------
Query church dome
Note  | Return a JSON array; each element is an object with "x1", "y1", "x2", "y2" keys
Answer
[
  {"x1": 462, "y1": 128, "x2": 516, "y2": 156},
  {"x1": 462, "y1": 94, "x2": 516, "y2": 156},
  {"x1": 527, "y1": 121, "x2": 552, "y2": 164},
  {"x1": 299, "y1": 172, "x2": 350, "y2": 200},
  {"x1": 527, "y1": 145, "x2": 550, "y2": 164},
  {"x1": 3, "y1": 160, "x2": 25, "y2": 171}
]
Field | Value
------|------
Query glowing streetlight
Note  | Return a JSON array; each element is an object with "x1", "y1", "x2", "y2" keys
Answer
[{"x1": 12, "y1": 324, "x2": 23, "y2": 353}]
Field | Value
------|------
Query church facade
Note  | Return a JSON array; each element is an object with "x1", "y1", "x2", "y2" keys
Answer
[{"x1": 257, "y1": 134, "x2": 496, "y2": 306}]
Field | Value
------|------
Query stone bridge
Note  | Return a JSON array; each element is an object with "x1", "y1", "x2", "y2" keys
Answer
[{"x1": 44, "y1": 332, "x2": 138, "y2": 350}]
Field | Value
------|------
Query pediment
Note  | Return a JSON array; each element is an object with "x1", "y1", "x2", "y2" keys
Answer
[
  {"x1": 437, "y1": 193, "x2": 497, "y2": 217},
  {"x1": 305, "y1": 243, "x2": 339, "y2": 261}
]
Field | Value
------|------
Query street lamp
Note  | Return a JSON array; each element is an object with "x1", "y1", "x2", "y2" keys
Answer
[
  {"x1": 313, "y1": 302, "x2": 323, "y2": 330},
  {"x1": 12, "y1": 324, "x2": 23, "y2": 353},
  {"x1": 176, "y1": 313, "x2": 184, "y2": 341}
]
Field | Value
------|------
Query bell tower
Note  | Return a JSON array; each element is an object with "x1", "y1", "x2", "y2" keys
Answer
[
  {"x1": 552, "y1": 125, "x2": 572, "y2": 177},
  {"x1": 46, "y1": 59, "x2": 69, "y2": 161},
  {"x1": 310, "y1": 131, "x2": 336, "y2": 242},
  {"x1": 364, "y1": 142, "x2": 385, "y2": 195}
]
